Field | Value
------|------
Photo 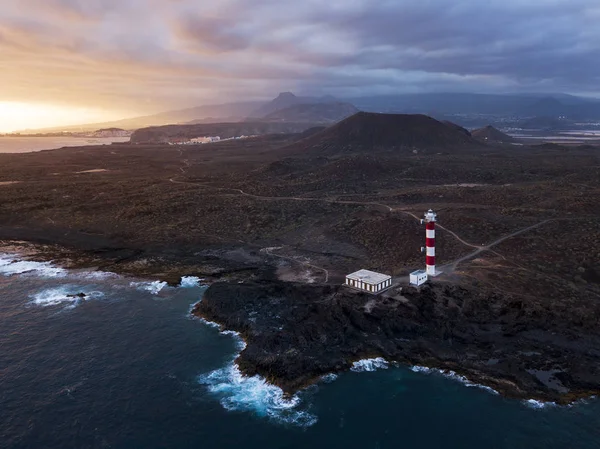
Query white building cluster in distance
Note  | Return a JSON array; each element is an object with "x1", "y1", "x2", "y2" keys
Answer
[
  {"x1": 189, "y1": 136, "x2": 221, "y2": 144},
  {"x1": 168, "y1": 135, "x2": 255, "y2": 145}
]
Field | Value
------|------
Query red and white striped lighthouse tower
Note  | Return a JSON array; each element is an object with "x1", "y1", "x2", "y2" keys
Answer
[{"x1": 424, "y1": 209, "x2": 437, "y2": 276}]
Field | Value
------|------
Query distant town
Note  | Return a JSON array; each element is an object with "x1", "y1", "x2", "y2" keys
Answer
[
  {"x1": 0, "y1": 128, "x2": 260, "y2": 145},
  {"x1": 166, "y1": 135, "x2": 255, "y2": 145},
  {"x1": 0, "y1": 127, "x2": 132, "y2": 138}
]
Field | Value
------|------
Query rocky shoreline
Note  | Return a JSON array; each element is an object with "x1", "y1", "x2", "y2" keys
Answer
[
  {"x1": 192, "y1": 279, "x2": 600, "y2": 405},
  {"x1": 2, "y1": 238, "x2": 599, "y2": 405}
]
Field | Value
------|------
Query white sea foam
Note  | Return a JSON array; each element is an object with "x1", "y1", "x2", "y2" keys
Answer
[
  {"x1": 0, "y1": 254, "x2": 66, "y2": 278},
  {"x1": 321, "y1": 373, "x2": 339, "y2": 383},
  {"x1": 220, "y1": 330, "x2": 247, "y2": 351},
  {"x1": 350, "y1": 357, "x2": 389, "y2": 372},
  {"x1": 524, "y1": 399, "x2": 557, "y2": 409},
  {"x1": 411, "y1": 366, "x2": 499, "y2": 395},
  {"x1": 130, "y1": 280, "x2": 167, "y2": 295},
  {"x1": 187, "y1": 301, "x2": 221, "y2": 328},
  {"x1": 198, "y1": 317, "x2": 221, "y2": 329},
  {"x1": 187, "y1": 299, "x2": 202, "y2": 315},
  {"x1": 198, "y1": 362, "x2": 317, "y2": 427},
  {"x1": 30, "y1": 286, "x2": 104, "y2": 308},
  {"x1": 180, "y1": 276, "x2": 204, "y2": 288},
  {"x1": 79, "y1": 270, "x2": 119, "y2": 280}
]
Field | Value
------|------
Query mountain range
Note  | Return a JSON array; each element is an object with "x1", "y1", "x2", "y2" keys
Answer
[{"x1": 15, "y1": 92, "x2": 600, "y2": 134}]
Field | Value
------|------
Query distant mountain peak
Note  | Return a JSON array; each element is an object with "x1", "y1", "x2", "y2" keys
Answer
[
  {"x1": 276, "y1": 92, "x2": 297, "y2": 99},
  {"x1": 249, "y1": 92, "x2": 342, "y2": 118}
]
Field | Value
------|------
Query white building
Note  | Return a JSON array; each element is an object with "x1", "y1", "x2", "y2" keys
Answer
[
  {"x1": 410, "y1": 270, "x2": 428, "y2": 286},
  {"x1": 345, "y1": 269, "x2": 392, "y2": 294},
  {"x1": 189, "y1": 136, "x2": 222, "y2": 144}
]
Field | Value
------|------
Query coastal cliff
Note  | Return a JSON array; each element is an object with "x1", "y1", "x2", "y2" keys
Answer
[{"x1": 193, "y1": 281, "x2": 600, "y2": 404}]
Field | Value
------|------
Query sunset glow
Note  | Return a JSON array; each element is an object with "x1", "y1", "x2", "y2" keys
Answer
[
  {"x1": 0, "y1": 102, "x2": 120, "y2": 133},
  {"x1": 2, "y1": 0, "x2": 599, "y2": 133}
]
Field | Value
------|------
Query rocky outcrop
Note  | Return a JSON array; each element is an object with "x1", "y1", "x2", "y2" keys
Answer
[{"x1": 193, "y1": 280, "x2": 600, "y2": 403}]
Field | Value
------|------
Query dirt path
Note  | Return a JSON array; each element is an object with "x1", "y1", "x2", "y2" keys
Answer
[
  {"x1": 262, "y1": 246, "x2": 330, "y2": 283},
  {"x1": 169, "y1": 176, "x2": 553, "y2": 266},
  {"x1": 443, "y1": 219, "x2": 554, "y2": 272},
  {"x1": 167, "y1": 164, "x2": 566, "y2": 281}
]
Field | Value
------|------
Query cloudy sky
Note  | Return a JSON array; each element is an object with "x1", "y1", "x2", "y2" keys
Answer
[{"x1": 1, "y1": 0, "x2": 599, "y2": 130}]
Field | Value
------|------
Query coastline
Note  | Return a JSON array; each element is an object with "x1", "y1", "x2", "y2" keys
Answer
[
  {"x1": 0, "y1": 136, "x2": 131, "y2": 154},
  {"x1": 190, "y1": 302, "x2": 598, "y2": 408},
  {"x1": 191, "y1": 279, "x2": 600, "y2": 406},
  {"x1": 2, "y1": 240, "x2": 599, "y2": 407}
]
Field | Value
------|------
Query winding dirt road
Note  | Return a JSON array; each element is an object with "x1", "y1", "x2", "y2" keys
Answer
[{"x1": 168, "y1": 163, "x2": 557, "y2": 282}]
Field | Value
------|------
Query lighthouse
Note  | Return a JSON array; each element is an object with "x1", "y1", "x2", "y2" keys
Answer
[{"x1": 424, "y1": 209, "x2": 437, "y2": 276}]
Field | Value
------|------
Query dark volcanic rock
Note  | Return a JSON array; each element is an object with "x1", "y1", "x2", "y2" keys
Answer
[
  {"x1": 67, "y1": 292, "x2": 87, "y2": 299},
  {"x1": 279, "y1": 112, "x2": 480, "y2": 157},
  {"x1": 193, "y1": 280, "x2": 600, "y2": 403},
  {"x1": 442, "y1": 120, "x2": 472, "y2": 137},
  {"x1": 471, "y1": 125, "x2": 514, "y2": 143}
]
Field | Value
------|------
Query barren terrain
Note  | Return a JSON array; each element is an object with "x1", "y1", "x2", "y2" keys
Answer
[{"x1": 1, "y1": 113, "x2": 599, "y2": 403}]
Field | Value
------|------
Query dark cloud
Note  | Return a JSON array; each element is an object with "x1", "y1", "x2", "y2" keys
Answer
[
  {"x1": 173, "y1": 15, "x2": 252, "y2": 53},
  {"x1": 1, "y1": 0, "x2": 599, "y2": 117}
]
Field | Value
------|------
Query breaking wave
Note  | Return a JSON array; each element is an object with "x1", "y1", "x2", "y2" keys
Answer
[
  {"x1": 411, "y1": 366, "x2": 499, "y2": 395},
  {"x1": 130, "y1": 280, "x2": 168, "y2": 295},
  {"x1": 79, "y1": 270, "x2": 119, "y2": 280},
  {"x1": 194, "y1": 308, "x2": 315, "y2": 427},
  {"x1": 351, "y1": 357, "x2": 389, "y2": 372},
  {"x1": 220, "y1": 330, "x2": 247, "y2": 351},
  {"x1": 198, "y1": 362, "x2": 317, "y2": 427},
  {"x1": 0, "y1": 254, "x2": 66, "y2": 278},
  {"x1": 524, "y1": 399, "x2": 558, "y2": 409},
  {"x1": 188, "y1": 303, "x2": 221, "y2": 329},
  {"x1": 180, "y1": 276, "x2": 204, "y2": 288},
  {"x1": 30, "y1": 285, "x2": 105, "y2": 309},
  {"x1": 321, "y1": 373, "x2": 339, "y2": 383}
]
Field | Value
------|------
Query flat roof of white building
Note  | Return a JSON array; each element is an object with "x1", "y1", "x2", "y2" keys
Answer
[
  {"x1": 411, "y1": 270, "x2": 427, "y2": 276},
  {"x1": 346, "y1": 269, "x2": 391, "y2": 284}
]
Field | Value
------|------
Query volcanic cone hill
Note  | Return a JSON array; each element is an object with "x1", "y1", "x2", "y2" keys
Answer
[
  {"x1": 471, "y1": 125, "x2": 515, "y2": 143},
  {"x1": 246, "y1": 113, "x2": 486, "y2": 196},
  {"x1": 442, "y1": 120, "x2": 472, "y2": 137},
  {"x1": 277, "y1": 112, "x2": 479, "y2": 158}
]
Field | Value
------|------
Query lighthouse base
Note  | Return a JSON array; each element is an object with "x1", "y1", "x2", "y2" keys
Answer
[{"x1": 426, "y1": 267, "x2": 443, "y2": 277}]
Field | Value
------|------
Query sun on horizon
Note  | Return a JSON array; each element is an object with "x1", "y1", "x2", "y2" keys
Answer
[{"x1": 0, "y1": 102, "x2": 126, "y2": 133}]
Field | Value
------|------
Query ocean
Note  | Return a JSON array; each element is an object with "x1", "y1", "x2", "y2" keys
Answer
[
  {"x1": 0, "y1": 137, "x2": 130, "y2": 154},
  {"x1": 1, "y1": 253, "x2": 599, "y2": 449}
]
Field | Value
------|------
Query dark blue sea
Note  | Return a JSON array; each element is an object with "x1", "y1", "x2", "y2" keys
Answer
[{"x1": 1, "y1": 253, "x2": 599, "y2": 449}]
